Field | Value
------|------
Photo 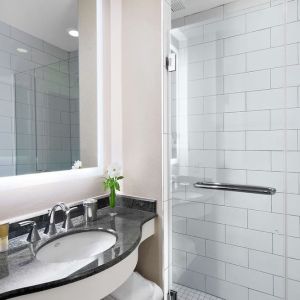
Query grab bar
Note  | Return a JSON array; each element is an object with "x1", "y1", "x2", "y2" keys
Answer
[{"x1": 194, "y1": 181, "x2": 276, "y2": 195}]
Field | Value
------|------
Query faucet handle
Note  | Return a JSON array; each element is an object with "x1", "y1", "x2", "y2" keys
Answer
[
  {"x1": 62, "y1": 206, "x2": 77, "y2": 231},
  {"x1": 19, "y1": 220, "x2": 41, "y2": 243}
]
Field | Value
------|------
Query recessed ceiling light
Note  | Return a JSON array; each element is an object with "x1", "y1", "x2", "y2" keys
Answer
[
  {"x1": 68, "y1": 29, "x2": 79, "y2": 38},
  {"x1": 16, "y1": 48, "x2": 28, "y2": 53}
]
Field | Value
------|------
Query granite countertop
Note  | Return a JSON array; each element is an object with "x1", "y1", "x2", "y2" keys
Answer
[{"x1": 0, "y1": 197, "x2": 156, "y2": 300}]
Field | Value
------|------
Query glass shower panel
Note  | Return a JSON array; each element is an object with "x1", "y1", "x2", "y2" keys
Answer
[
  {"x1": 15, "y1": 71, "x2": 36, "y2": 175},
  {"x1": 35, "y1": 62, "x2": 72, "y2": 172},
  {"x1": 15, "y1": 57, "x2": 80, "y2": 175},
  {"x1": 285, "y1": 2, "x2": 300, "y2": 299},
  {"x1": 69, "y1": 56, "x2": 80, "y2": 164},
  {"x1": 169, "y1": 1, "x2": 288, "y2": 299}
]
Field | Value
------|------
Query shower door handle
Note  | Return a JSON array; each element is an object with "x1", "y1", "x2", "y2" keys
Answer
[
  {"x1": 166, "y1": 53, "x2": 176, "y2": 72},
  {"x1": 194, "y1": 181, "x2": 276, "y2": 195}
]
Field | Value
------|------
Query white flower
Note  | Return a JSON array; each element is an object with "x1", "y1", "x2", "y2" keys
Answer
[
  {"x1": 107, "y1": 163, "x2": 121, "y2": 178},
  {"x1": 72, "y1": 160, "x2": 82, "y2": 169}
]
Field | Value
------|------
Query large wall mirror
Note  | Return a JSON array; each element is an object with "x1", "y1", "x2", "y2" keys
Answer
[{"x1": 0, "y1": 0, "x2": 86, "y2": 177}]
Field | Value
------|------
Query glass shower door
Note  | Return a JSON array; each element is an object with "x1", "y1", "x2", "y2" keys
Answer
[
  {"x1": 35, "y1": 62, "x2": 72, "y2": 173},
  {"x1": 15, "y1": 57, "x2": 80, "y2": 175},
  {"x1": 15, "y1": 71, "x2": 36, "y2": 175},
  {"x1": 168, "y1": 0, "x2": 293, "y2": 299},
  {"x1": 284, "y1": 1, "x2": 300, "y2": 299}
]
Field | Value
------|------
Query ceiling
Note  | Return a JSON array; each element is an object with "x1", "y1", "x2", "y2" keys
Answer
[
  {"x1": 172, "y1": 0, "x2": 234, "y2": 19},
  {"x1": 0, "y1": 0, "x2": 78, "y2": 51}
]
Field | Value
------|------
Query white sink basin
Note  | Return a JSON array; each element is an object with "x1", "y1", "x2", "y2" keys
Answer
[{"x1": 36, "y1": 230, "x2": 117, "y2": 263}]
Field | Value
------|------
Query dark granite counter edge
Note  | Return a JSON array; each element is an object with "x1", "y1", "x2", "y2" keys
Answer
[
  {"x1": 9, "y1": 194, "x2": 156, "y2": 239},
  {"x1": 1, "y1": 196, "x2": 157, "y2": 300}
]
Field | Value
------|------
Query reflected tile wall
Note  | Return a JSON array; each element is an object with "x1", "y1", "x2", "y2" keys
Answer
[{"x1": 0, "y1": 19, "x2": 79, "y2": 176}]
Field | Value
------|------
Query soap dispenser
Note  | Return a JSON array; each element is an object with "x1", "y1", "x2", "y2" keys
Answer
[{"x1": 0, "y1": 223, "x2": 9, "y2": 253}]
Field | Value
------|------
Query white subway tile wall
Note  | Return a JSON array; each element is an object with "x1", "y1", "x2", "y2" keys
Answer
[
  {"x1": 0, "y1": 19, "x2": 79, "y2": 176},
  {"x1": 171, "y1": 0, "x2": 300, "y2": 299}
]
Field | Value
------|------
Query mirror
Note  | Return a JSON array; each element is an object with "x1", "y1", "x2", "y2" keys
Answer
[{"x1": 0, "y1": 0, "x2": 81, "y2": 177}]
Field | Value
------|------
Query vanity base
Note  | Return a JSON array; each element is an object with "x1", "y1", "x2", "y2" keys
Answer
[{"x1": 12, "y1": 219, "x2": 155, "y2": 300}]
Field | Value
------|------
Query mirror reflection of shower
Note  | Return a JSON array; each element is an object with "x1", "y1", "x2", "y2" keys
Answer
[
  {"x1": 15, "y1": 56, "x2": 80, "y2": 175},
  {"x1": 0, "y1": 0, "x2": 79, "y2": 177}
]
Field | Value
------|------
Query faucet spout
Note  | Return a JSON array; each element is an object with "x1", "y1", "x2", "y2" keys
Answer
[{"x1": 44, "y1": 202, "x2": 68, "y2": 236}]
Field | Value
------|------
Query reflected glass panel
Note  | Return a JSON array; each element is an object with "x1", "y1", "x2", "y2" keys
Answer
[{"x1": 15, "y1": 56, "x2": 80, "y2": 175}]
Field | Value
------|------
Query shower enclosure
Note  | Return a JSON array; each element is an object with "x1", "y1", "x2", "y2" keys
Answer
[
  {"x1": 14, "y1": 57, "x2": 80, "y2": 175},
  {"x1": 168, "y1": 0, "x2": 300, "y2": 299}
]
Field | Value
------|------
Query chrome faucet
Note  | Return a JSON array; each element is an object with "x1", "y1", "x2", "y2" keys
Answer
[
  {"x1": 44, "y1": 202, "x2": 77, "y2": 236},
  {"x1": 44, "y1": 202, "x2": 68, "y2": 236}
]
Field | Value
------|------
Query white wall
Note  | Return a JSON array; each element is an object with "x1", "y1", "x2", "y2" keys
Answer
[
  {"x1": 100, "y1": 0, "x2": 167, "y2": 288},
  {"x1": 0, "y1": 168, "x2": 104, "y2": 222},
  {"x1": 171, "y1": 0, "x2": 300, "y2": 299},
  {"x1": 121, "y1": 0, "x2": 164, "y2": 288}
]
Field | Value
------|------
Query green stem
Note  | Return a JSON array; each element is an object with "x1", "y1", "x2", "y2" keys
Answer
[{"x1": 109, "y1": 187, "x2": 116, "y2": 208}]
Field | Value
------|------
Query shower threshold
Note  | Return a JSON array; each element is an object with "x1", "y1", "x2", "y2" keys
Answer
[{"x1": 172, "y1": 283, "x2": 223, "y2": 300}]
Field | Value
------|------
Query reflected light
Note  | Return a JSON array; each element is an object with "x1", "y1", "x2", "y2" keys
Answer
[
  {"x1": 16, "y1": 48, "x2": 28, "y2": 53},
  {"x1": 68, "y1": 29, "x2": 79, "y2": 38}
]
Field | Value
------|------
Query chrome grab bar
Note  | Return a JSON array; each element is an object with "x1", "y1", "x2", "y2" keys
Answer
[{"x1": 194, "y1": 181, "x2": 276, "y2": 195}]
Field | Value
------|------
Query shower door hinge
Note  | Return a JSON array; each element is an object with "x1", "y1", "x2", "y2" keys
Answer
[
  {"x1": 168, "y1": 290, "x2": 177, "y2": 300},
  {"x1": 166, "y1": 53, "x2": 176, "y2": 72}
]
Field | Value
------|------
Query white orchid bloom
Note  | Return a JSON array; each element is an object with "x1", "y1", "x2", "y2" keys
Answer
[
  {"x1": 107, "y1": 163, "x2": 121, "y2": 178},
  {"x1": 72, "y1": 160, "x2": 82, "y2": 169}
]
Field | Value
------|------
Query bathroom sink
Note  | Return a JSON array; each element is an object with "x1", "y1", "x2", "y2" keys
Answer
[{"x1": 36, "y1": 229, "x2": 117, "y2": 263}]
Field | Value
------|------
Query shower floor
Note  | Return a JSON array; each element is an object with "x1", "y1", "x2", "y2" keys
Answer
[{"x1": 172, "y1": 283, "x2": 223, "y2": 300}]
